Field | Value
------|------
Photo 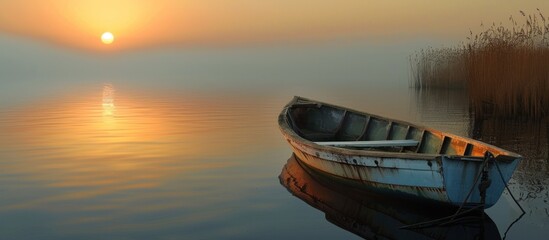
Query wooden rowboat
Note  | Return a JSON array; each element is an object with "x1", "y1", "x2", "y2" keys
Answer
[{"x1": 278, "y1": 96, "x2": 522, "y2": 208}]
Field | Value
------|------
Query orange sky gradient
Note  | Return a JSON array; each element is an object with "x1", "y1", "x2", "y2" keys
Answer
[{"x1": 0, "y1": 0, "x2": 547, "y2": 51}]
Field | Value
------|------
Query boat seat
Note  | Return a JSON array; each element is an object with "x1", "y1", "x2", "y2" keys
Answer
[{"x1": 315, "y1": 140, "x2": 419, "y2": 148}]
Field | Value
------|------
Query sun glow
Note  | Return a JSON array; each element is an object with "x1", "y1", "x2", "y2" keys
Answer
[
  {"x1": 0, "y1": 1, "x2": 548, "y2": 51},
  {"x1": 101, "y1": 32, "x2": 114, "y2": 44}
]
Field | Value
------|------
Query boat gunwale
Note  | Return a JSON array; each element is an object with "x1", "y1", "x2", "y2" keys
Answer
[{"x1": 279, "y1": 96, "x2": 522, "y2": 160}]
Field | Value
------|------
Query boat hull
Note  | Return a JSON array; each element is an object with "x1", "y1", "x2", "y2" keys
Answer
[
  {"x1": 278, "y1": 96, "x2": 522, "y2": 208},
  {"x1": 281, "y1": 126, "x2": 520, "y2": 208}
]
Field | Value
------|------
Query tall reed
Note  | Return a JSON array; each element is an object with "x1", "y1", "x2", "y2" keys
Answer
[
  {"x1": 411, "y1": 10, "x2": 549, "y2": 118},
  {"x1": 410, "y1": 47, "x2": 467, "y2": 89}
]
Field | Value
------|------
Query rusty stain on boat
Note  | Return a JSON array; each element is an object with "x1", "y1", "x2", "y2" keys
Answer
[{"x1": 278, "y1": 96, "x2": 522, "y2": 208}]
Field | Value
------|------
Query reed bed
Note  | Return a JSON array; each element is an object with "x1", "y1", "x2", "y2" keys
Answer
[{"x1": 411, "y1": 10, "x2": 549, "y2": 117}]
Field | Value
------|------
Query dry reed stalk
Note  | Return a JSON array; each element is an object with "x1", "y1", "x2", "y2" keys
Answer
[{"x1": 411, "y1": 10, "x2": 549, "y2": 118}]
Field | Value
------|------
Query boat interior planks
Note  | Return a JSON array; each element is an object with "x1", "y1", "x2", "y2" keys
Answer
[
  {"x1": 287, "y1": 97, "x2": 513, "y2": 157},
  {"x1": 279, "y1": 96, "x2": 522, "y2": 208}
]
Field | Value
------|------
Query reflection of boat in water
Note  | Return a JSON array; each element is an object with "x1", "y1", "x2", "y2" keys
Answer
[
  {"x1": 278, "y1": 96, "x2": 521, "y2": 208},
  {"x1": 279, "y1": 155, "x2": 501, "y2": 240}
]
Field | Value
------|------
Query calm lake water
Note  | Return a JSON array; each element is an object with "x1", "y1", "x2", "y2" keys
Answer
[{"x1": 0, "y1": 41, "x2": 548, "y2": 239}]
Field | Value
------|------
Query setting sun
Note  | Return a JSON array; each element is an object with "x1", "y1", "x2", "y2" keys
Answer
[{"x1": 101, "y1": 32, "x2": 114, "y2": 44}]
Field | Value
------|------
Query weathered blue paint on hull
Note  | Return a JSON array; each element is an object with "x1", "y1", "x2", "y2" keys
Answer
[
  {"x1": 278, "y1": 96, "x2": 522, "y2": 208},
  {"x1": 288, "y1": 138, "x2": 451, "y2": 204},
  {"x1": 442, "y1": 156, "x2": 520, "y2": 208},
  {"x1": 284, "y1": 135, "x2": 520, "y2": 208}
]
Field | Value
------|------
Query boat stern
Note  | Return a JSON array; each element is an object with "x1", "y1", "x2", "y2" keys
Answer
[{"x1": 442, "y1": 155, "x2": 521, "y2": 208}]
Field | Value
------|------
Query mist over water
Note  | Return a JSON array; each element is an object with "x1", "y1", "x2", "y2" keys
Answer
[{"x1": 0, "y1": 33, "x2": 547, "y2": 239}]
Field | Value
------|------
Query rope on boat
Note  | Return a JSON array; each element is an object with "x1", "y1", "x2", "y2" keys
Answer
[
  {"x1": 451, "y1": 152, "x2": 493, "y2": 219},
  {"x1": 400, "y1": 153, "x2": 492, "y2": 229},
  {"x1": 399, "y1": 205, "x2": 485, "y2": 229},
  {"x1": 400, "y1": 151, "x2": 525, "y2": 232}
]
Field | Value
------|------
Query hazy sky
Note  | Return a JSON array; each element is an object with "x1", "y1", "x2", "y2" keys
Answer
[
  {"x1": 1, "y1": 0, "x2": 548, "y2": 107},
  {"x1": 1, "y1": 0, "x2": 547, "y2": 51}
]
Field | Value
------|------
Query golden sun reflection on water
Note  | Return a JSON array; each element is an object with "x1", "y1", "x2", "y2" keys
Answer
[
  {"x1": 0, "y1": 84, "x2": 275, "y2": 216},
  {"x1": 102, "y1": 83, "x2": 116, "y2": 116}
]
